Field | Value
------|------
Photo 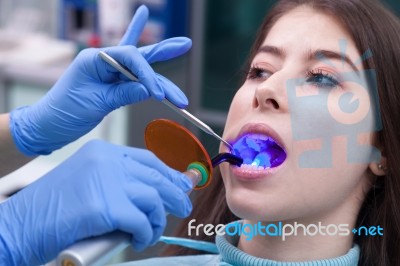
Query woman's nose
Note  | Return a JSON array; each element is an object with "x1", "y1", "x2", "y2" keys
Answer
[{"x1": 252, "y1": 77, "x2": 288, "y2": 112}]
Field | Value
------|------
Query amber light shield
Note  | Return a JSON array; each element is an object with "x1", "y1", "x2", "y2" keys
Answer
[{"x1": 144, "y1": 119, "x2": 212, "y2": 189}]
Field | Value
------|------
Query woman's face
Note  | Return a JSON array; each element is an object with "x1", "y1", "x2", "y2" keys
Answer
[{"x1": 220, "y1": 6, "x2": 380, "y2": 223}]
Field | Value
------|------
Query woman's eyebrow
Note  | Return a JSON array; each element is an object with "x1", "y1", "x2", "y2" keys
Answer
[
  {"x1": 257, "y1": 45, "x2": 359, "y2": 73},
  {"x1": 307, "y1": 49, "x2": 359, "y2": 73}
]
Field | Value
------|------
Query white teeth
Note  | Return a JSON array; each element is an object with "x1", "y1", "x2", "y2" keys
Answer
[{"x1": 240, "y1": 164, "x2": 266, "y2": 170}]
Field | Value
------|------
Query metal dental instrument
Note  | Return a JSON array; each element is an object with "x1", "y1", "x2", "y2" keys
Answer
[
  {"x1": 161, "y1": 100, "x2": 234, "y2": 151},
  {"x1": 98, "y1": 51, "x2": 234, "y2": 151}
]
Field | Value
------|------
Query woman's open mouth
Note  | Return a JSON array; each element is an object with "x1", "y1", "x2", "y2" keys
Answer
[{"x1": 232, "y1": 133, "x2": 286, "y2": 169}]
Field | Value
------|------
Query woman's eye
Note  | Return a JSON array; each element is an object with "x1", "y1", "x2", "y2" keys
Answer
[
  {"x1": 305, "y1": 70, "x2": 340, "y2": 89},
  {"x1": 247, "y1": 66, "x2": 272, "y2": 80}
]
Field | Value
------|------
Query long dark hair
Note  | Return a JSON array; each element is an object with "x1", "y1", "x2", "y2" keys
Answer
[{"x1": 164, "y1": 1, "x2": 400, "y2": 265}]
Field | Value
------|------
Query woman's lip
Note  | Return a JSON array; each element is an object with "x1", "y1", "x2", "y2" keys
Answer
[{"x1": 227, "y1": 122, "x2": 286, "y2": 151}]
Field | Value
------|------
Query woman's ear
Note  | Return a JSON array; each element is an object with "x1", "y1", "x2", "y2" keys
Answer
[{"x1": 369, "y1": 153, "x2": 387, "y2": 176}]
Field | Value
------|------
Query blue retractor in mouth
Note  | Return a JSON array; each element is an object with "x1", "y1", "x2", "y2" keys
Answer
[{"x1": 232, "y1": 134, "x2": 286, "y2": 168}]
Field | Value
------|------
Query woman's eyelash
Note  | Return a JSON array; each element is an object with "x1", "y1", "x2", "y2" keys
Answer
[
  {"x1": 305, "y1": 69, "x2": 341, "y2": 89},
  {"x1": 247, "y1": 65, "x2": 272, "y2": 80},
  {"x1": 246, "y1": 66, "x2": 341, "y2": 90}
]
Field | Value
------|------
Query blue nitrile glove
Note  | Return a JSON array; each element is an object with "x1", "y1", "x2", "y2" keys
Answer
[
  {"x1": 9, "y1": 5, "x2": 191, "y2": 156},
  {"x1": 0, "y1": 140, "x2": 193, "y2": 266}
]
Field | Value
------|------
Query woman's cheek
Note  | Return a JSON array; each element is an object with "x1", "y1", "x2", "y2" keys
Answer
[{"x1": 228, "y1": 88, "x2": 254, "y2": 117}]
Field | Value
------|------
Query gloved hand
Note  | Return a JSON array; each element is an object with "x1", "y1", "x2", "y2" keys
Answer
[
  {"x1": 0, "y1": 140, "x2": 193, "y2": 266},
  {"x1": 9, "y1": 5, "x2": 191, "y2": 156}
]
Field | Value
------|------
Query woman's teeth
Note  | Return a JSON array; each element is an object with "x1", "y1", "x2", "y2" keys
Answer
[{"x1": 251, "y1": 152, "x2": 271, "y2": 168}]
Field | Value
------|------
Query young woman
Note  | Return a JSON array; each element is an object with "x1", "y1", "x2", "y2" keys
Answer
[{"x1": 151, "y1": 0, "x2": 400, "y2": 265}]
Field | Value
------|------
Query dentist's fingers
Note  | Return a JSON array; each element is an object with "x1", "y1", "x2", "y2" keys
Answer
[
  {"x1": 104, "y1": 46, "x2": 163, "y2": 99},
  {"x1": 123, "y1": 158, "x2": 192, "y2": 218},
  {"x1": 119, "y1": 5, "x2": 149, "y2": 46},
  {"x1": 139, "y1": 37, "x2": 192, "y2": 64}
]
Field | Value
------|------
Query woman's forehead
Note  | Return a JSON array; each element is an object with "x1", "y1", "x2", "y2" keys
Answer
[
  {"x1": 260, "y1": 6, "x2": 360, "y2": 61},
  {"x1": 263, "y1": 7, "x2": 355, "y2": 50}
]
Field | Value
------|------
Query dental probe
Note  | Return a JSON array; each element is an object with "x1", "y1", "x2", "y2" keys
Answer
[{"x1": 98, "y1": 51, "x2": 234, "y2": 151}]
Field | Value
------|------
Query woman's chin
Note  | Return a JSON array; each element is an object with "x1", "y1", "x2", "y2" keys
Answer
[{"x1": 226, "y1": 198, "x2": 285, "y2": 222}]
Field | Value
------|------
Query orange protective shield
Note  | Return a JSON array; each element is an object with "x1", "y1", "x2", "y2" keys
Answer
[{"x1": 144, "y1": 119, "x2": 212, "y2": 189}]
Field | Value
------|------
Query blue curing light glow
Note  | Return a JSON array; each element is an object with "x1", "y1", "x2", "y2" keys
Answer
[
  {"x1": 232, "y1": 134, "x2": 286, "y2": 168},
  {"x1": 251, "y1": 152, "x2": 272, "y2": 168}
]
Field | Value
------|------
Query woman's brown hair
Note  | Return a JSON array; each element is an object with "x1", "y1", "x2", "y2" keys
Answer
[{"x1": 164, "y1": 1, "x2": 400, "y2": 265}]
